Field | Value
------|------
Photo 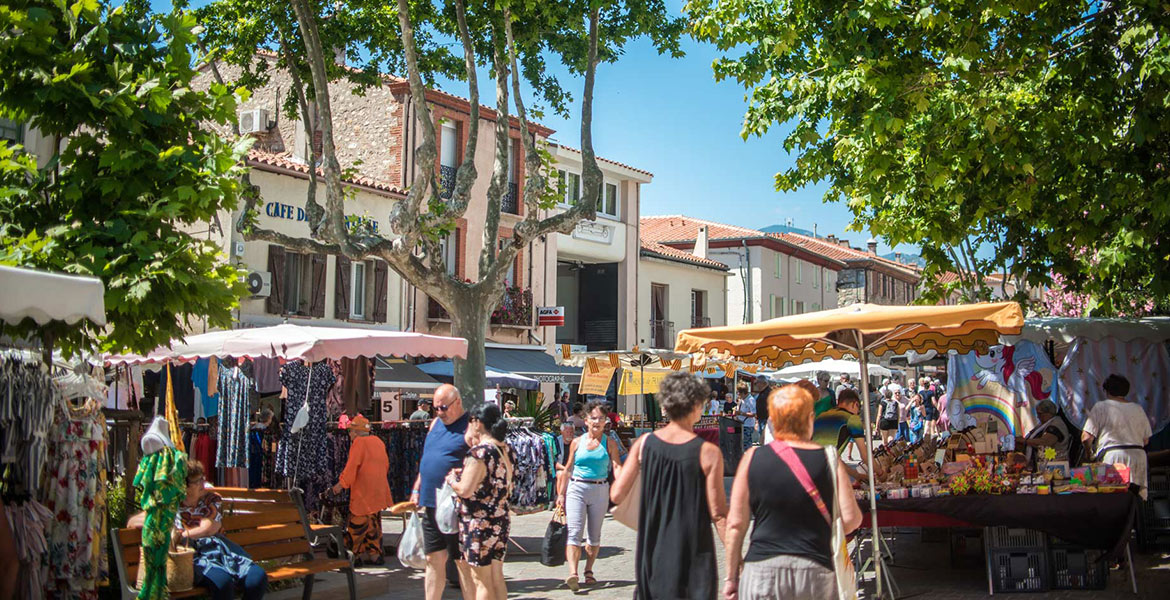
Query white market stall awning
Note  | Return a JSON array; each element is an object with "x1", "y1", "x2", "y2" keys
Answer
[
  {"x1": 775, "y1": 358, "x2": 893, "y2": 379},
  {"x1": 105, "y1": 323, "x2": 467, "y2": 365},
  {"x1": 0, "y1": 265, "x2": 106, "y2": 327},
  {"x1": 1007, "y1": 316, "x2": 1170, "y2": 345}
]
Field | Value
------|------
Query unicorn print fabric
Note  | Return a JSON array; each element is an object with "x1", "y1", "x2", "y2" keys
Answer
[{"x1": 947, "y1": 340, "x2": 1057, "y2": 436}]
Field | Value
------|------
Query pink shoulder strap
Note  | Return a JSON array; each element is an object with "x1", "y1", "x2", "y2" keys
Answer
[{"x1": 769, "y1": 440, "x2": 831, "y2": 525}]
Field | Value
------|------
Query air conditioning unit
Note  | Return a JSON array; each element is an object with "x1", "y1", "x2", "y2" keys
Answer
[
  {"x1": 238, "y1": 109, "x2": 271, "y2": 135},
  {"x1": 246, "y1": 271, "x2": 272, "y2": 297}
]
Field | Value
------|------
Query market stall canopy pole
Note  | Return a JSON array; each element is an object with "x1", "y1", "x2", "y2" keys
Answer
[
  {"x1": 676, "y1": 301, "x2": 1025, "y2": 599},
  {"x1": 105, "y1": 323, "x2": 468, "y2": 365},
  {"x1": 0, "y1": 265, "x2": 106, "y2": 327}
]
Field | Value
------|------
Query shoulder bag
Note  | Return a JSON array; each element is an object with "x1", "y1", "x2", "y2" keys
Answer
[{"x1": 769, "y1": 440, "x2": 857, "y2": 600}]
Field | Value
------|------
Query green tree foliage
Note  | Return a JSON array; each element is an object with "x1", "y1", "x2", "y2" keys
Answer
[
  {"x1": 688, "y1": 0, "x2": 1170, "y2": 314},
  {"x1": 0, "y1": 1, "x2": 253, "y2": 354}
]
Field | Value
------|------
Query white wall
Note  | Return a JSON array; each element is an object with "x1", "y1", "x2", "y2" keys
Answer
[{"x1": 637, "y1": 256, "x2": 728, "y2": 349}]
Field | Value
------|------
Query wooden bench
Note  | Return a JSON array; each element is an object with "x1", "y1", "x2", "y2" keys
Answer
[
  {"x1": 111, "y1": 493, "x2": 355, "y2": 599},
  {"x1": 214, "y1": 488, "x2": 343, "y2": 552}
]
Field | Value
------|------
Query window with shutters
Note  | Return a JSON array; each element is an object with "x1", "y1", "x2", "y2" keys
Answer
[
  {"x1": 813, "y1": 266, "x2": 820, "y2": 288},
  {"x1": 795, "y1": 260, "x2": 803, "y2": 284},
  {"x1": 439, "y1": 230, "x2": 459, "y2": 277},
  {"x1": 795, "y1": 300, "x2": 805, "y2": 314},
  {"x1": 774, "y1": 253, "x2": 782, "y2": 279},
  {"x1": 774, "y1": 295, "x2": 786, "y2": 318}
]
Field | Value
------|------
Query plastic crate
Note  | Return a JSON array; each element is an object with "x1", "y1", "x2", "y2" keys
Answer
[
  {"x1": 1138, "y1": 495, "x2": 1170, "y2": 551},
  {"x1": 990, "y1": 549, "x2": 1049, "y2": 593},
  {"x1": 1050, "y1": 546, "x2": 1108, "y2": 590},
  {"x1": 1149, "y1": 467, "x2": 1170, "y2": 499},
  {"x1": 985, "y1": 526, "x2": 1047, "y2": 551}
]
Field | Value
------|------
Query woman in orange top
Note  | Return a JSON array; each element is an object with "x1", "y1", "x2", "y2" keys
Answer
[{"x1": 331, "y1": 414, "x2": 393, "y2": 565}]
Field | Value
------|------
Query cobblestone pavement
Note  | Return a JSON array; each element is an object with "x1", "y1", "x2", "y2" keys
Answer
[{"x1": 270, "y1": 511, "x2": 1170, "y2": 600}]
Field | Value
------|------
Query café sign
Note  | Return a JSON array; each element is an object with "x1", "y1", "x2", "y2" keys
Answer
[{"x1": 264, "y1": 201, "x2": 379, "y2": 233}]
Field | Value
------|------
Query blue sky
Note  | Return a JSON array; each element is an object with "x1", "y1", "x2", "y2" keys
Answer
[{"x1": 154, "y1": 0, "x2": 911, "y2": 255}]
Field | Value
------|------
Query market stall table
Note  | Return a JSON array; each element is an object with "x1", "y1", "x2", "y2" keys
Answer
[{"x1": 862, "y1": 493, "x2": 1138, "y2": 552}]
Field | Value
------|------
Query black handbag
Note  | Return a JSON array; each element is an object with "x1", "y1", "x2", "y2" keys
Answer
[{"x1": 540, "y1": 508, "x2": 567, "y2": 566}]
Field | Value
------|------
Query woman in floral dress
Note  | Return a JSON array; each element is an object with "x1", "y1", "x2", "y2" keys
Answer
[{"x1": 446, "y1": 403, "x2": 514, "y2": 600}]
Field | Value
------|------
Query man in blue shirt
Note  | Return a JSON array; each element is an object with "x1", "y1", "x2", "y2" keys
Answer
[
  {"x1": 737, "y1": 378, "x2": 762, "y2": 448},
  {"x1": 410, "y1": 384, "x2": 473, "y2": 600}
]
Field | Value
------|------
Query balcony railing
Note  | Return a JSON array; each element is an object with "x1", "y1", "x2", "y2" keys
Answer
[
  {"x1": 439, "y1": 164, "x2": 456, "y2": 200},
  {"x1": 427, "y1": 286, "x2": 533, "y2": 327},
  {"x1": 650, "y1": 319, "x2": 675, "y2": 349},
  {"x1": 501, "y1": 182, "x2": 519, "y2": 214},
  {"x1": 691, "y1": 316, "x2": 711, "y2": 329}
]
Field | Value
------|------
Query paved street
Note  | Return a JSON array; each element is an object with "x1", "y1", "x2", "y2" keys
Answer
[{"x1": 270, "y1": 511, "x2": 1170, "y2": 599}]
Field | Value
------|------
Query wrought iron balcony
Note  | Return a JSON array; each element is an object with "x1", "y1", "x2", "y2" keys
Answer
[
  {"x1": 691, "y1": 316, "x2": 711, "y2": 329},
  {"x1": 501, "y1": 182, "x2": 519, "y2": 215},
  {"x1": 439, "y1": 164, "x2": 456, "y2": 200},
  {"x1": 650, "y1": 319, "x2": 675, "y2": 349}
]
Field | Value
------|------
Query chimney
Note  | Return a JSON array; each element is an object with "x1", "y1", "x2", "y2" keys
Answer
[
  {"x1": 695, "y1": 225, "x2": 709, "y2": 259},
  {"x1": 895, "y1": 252, "x2": 902, "y2": 263},
  {"x1": 867, "y1": 238, "x2": 878, "y2": 255},
  {"x1": 838, "y1": 238, "x2": 850, "y2": 249},
  {"x1": 827, "y1": 234, "x2": 838, "y2": 243}
]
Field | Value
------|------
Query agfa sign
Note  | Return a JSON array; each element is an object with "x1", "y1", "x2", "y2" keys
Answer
[{"x1": 537, "y1": 306, "x2": 565, "y2": 327}]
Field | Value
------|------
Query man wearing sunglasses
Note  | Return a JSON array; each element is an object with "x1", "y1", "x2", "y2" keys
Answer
[{"x1": 411, "y1": 384, "x2": 472, "y2": 600}]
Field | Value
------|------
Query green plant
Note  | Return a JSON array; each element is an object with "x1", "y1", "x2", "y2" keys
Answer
[{"x1": 513, "y1": 398, "x2": 556, "y2": 432}]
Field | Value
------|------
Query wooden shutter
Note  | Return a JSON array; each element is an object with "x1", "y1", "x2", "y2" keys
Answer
[
  {"x1": 335, "y1": 256, "x2": 351, "y2": 319},
  {"x1": 372, "y1": 260, "x2": 388, "y2": 323},
  {"x1": 266, "y1": 245, "x2": 286, "y2": 314},
  {"x1": 310, "y1": 253, "x2": 327, "y2": 317}
]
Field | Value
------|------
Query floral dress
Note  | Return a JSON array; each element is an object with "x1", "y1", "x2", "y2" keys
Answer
[{"x1": 455, "y1": 443, "x2": 512, "y2": 567}]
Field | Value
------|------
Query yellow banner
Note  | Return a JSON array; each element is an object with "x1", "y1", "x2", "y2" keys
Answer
[
  {"x1": 578, "y1": 366, "x2": 617, "y2": 396},
  {"x1": 617, "y1": 368, "x2": 671, "y2": 395}
]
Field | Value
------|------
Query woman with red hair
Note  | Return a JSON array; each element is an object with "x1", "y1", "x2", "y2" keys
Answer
[{"x1": 723, "y1": 384, "x2": 862, "y2": 600}]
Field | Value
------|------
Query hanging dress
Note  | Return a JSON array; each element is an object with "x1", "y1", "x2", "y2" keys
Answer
[
  {"x1": 42, "y1": 398, "x2": 109, "y2": 600},
  {"x1": 634, "y1": 434, "x2": 717, "y2": 600}
]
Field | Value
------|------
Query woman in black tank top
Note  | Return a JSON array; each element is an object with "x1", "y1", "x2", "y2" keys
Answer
[
  {"x1": 723, "y1": 384, "x2": 863, "y2": 600},
  {"x1": 610, "y1": 372, "x2": 728, "y2": 600}
]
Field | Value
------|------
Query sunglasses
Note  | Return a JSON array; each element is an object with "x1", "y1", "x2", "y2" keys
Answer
[{"x1": 435, "y1": 400, "x2": 458, "y2": 412}]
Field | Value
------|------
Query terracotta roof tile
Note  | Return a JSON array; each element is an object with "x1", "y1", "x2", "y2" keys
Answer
[
  {"x1": 772, "y1": 232, "x2": 920, "y2": 279},
  {"x1": 246, "y1": 149, "x2": 406, "y2": 196},
  {"x1": 555, "y1": 145, "x2": 653, "y2": 178},
  {"x1": 639, "y1": 238, "x2": 728, "y2": 270},
  {"x1": 640, "y1": 215, "x2": 765, "y2": 243}
]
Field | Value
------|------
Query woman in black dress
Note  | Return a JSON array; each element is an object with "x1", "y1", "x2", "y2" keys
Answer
[{"x1": 611, "y1": 372, "x2": 728, "y2": 599}]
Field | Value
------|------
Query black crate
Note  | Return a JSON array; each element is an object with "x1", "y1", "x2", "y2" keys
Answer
[
  {"x1": 990, "y1": 549, "x2": 1049, "y2": 593},
  {"x1": 1050, "y1": 546, "x2": 1108, "y2": 590},
  {"x1": 1138, "y1": 495, "x2": 1170, "y2": 551},
  {"x1": 986, "y1": 526, "x2": 1047, "y2": 551},
  {"x1": 1149, "y1": 467, "x2": 1170, "y2": 499}
]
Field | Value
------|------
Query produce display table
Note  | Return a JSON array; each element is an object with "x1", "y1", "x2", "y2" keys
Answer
[{"x1": 863, "y1": 492, "x2": 1139, "y2": 553}]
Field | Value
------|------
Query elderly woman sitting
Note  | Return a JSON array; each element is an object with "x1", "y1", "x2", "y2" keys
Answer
[
  {"x1": 1015, "y1": 400, "x2": 1073, "y2": 467},
  {"x1": 331, "y1": 414, "x2": 393, "y2": 566},
  {"x1": 128, "y1": 460, "x2": 267, "y2": 600}
]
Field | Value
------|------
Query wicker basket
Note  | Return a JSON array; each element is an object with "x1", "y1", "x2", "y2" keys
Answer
[{"x1": 137, "y1": 545, "x2": 196, "y2": 592}]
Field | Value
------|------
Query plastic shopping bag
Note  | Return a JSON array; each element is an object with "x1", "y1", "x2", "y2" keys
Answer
[
  {"x1": 397, "y1": 512, "x2": 427, "y2": 569},
  {"x1": 436, "y1": 482, "x2": 459, "y2": 535}
]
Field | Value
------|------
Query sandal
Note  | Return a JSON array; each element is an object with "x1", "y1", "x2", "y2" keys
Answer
[
  {"x1": 584, "y1": 571, "x2": 597, "y2": 585},
  {"x1": 565, "y1": 575, "x2": 580, "y2": 592}
]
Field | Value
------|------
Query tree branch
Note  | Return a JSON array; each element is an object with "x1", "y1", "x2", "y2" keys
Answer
[
  {"x1": 479, "y1": 31, "x2": 511, "y2": 277},
  {"x1": 389, "y1": 0, "x2": 441, "y2": 257},
  {"x1": 447, "y1": 0, "x2": 481, "y2": 223},
  {"x1": 489, "y1": 6, "x2": 604, "y2": 284},
  {"x1": 288, "y1": 0, "x2": 353, "y2": 253},
  {"x1": 276, "y1": 30, "x2": 325, "y2": 235},
  {"x1": 503, "y1": 4, "x2": 545, "y2": 219}
]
